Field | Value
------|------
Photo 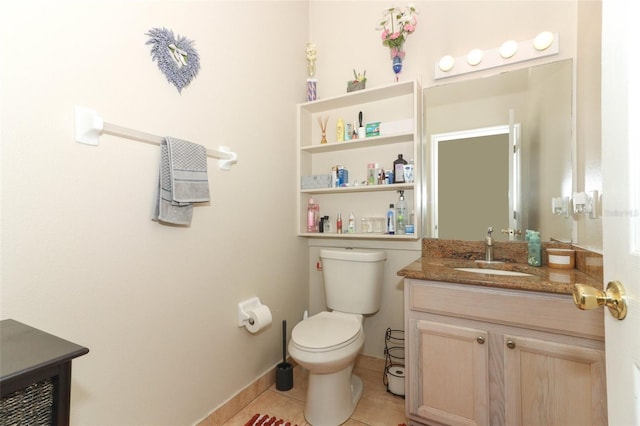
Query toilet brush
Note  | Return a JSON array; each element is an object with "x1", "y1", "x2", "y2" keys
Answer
[{"x1": 276, "y1": 320, "x2": 293, "y2": 391}]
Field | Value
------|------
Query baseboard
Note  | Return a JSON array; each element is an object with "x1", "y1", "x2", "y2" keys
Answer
[{"x1": 195, "y1": 358, "x2": 297, "y2": 426}]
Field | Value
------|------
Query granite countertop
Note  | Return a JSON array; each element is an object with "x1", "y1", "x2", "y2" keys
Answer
[
  {"x1": 398, "y1": 257, "x2": 601, "y2": 295},
  {"x1": 397, "y1": 239, "x2": 604, "y2": 295}
]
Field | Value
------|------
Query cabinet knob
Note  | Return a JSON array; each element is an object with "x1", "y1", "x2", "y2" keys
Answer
[
  {"x1": 476, "y1": 336, "x2": 485, "y2": 344},
  {"x1": 506, "y1": 340, "x2": 516, "y2": 349}
]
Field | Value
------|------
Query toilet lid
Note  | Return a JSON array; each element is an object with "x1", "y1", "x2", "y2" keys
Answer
[{"x1": 292, "y1": 312, "x2": 361, "y2": 350}]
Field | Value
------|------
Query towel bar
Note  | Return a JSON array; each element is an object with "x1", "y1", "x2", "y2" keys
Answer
[{"x1": 74, "y1": 105, "x2": 238, "y2": 170}]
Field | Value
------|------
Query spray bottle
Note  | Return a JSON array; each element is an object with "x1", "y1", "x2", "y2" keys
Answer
[
  {"x1": 396, "y1": 190, "x2": 407, "y2": 235},
  {"x1": 347, "y1": 212, "x2": 356, "y2": 233}
]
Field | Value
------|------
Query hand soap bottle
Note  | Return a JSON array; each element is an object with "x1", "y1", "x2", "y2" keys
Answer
[{"x1": 527, "y1": 231, "x2": 541, "y2": 266}]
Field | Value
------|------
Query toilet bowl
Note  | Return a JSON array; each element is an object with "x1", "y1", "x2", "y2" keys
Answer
[
  {"x1": 288, "y1": 248, "x2": 386, "y2": 425},
  {"x1": 289, "y1": 311, "x2": 364, "y2": 426}
]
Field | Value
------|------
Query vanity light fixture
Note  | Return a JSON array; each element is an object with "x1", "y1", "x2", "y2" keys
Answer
[
  {"x1": 466, "y1": 49, "x2": 484, "y2": 66},
  {"x1": 434, "y1": 32, "x2": 559, "y2": 80},
  {"x1": 499, "y1": 40, "x2": 518, "y2": 59},
  {"x1": 533, "y1": 31, "x2": 554, "y2": 51},
  {"x1": 438, "y1": 55, "x2": 455, "y2": 72}
]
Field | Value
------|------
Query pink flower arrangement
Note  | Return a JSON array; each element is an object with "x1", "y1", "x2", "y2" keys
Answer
[{"x1": 377, "y1": 5, "x2": 418, "y2": 59}]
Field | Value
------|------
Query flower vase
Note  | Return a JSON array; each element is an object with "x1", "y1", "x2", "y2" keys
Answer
[
  {"x1": 392, "y1": 56, "x2": 403, "y2": 81},
  {"x1": 390, "y1": 47, "x2": 405, "y2": 82}
]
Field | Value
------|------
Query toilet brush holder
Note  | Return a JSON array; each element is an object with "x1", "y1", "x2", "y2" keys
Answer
[
  {"x1": 276, "y1": 362, "x2": 293, "y2": 391},
  {"x1": 276, "y1": 320, "x2": 293, "y2": 391}
]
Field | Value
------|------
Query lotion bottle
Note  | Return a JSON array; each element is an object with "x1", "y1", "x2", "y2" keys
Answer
[
  {"x1": 336, "y1": 118, "x2": 345, "y2": 142},
  {"x1": 307, "y1": 198, "x2": 319, "y2": 233}
]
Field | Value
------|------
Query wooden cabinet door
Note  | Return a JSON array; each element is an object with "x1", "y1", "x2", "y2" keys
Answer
[
  {"x1": 414, "y1": 320, "x2": 490, "y2": 426},
  {"x1": 503, "y1": 335, "x2": 607, "y2": 426}
]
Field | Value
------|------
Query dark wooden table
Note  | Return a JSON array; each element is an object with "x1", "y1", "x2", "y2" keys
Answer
[{"x1": 1, "y1": 319, "x2": 89, "y2": 425}]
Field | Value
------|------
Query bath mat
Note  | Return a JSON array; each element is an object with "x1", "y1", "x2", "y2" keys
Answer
[
  {"x1": 245, "y1": 414, "x2": 407, "y2": 426},
  {"x1": 245, "y1": 413, "x2": 298, "y2": 426}
]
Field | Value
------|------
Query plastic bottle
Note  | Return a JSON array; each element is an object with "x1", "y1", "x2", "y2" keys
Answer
[
  {"x1": 323, "y1": 215, "x2": 331, "y2": 233},
  {"x1": 367, "y1": 163, "x2": 377, "y2": 186},
  {"x1": 393, "y1": 154, "x2": 407, "y2": 184},
  {"x1": 336, "y1": 213, "x2": 343, "y2": 234},
  {"x1": 386, "y1": 204, "x2": 396, "y2": 235},
  {"x1": 396, "y1": 191, "x2": 408, "y2": 235},
  {"x1": 527, "y1": 231, "x2": 542, "y2": 266},
  {"x1": 336, "y1": 118, "x2": 344, "y2": 142},
  {"x1": 307, "y1": 198, "x2": 319, "y2": 233},
  {"x1": 347, "y1": 212, "x2": 356, "y2": 233}
]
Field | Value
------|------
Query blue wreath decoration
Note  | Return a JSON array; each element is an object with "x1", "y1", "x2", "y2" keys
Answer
[{"x1": 145, "y1": 27, "x2": 200, "y2": 94}]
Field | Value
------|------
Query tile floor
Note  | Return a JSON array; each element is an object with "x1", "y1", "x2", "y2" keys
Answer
[{"x1": 221, "y1": 355, "x2": 408, "y2": 426}]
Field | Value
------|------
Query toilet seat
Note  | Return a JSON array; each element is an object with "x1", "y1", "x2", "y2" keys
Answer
[{"x1": 291, "y1": 312, "x2": 362, "y2": 352}]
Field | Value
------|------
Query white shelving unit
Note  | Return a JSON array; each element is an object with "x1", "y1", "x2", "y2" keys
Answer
[{"x1": 297, "y1": 79, "x2": 422, "y2": 240}]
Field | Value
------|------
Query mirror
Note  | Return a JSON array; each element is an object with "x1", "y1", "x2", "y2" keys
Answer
[{"x1": 423, "y1": 59, "x2": 573, "y2": 242}]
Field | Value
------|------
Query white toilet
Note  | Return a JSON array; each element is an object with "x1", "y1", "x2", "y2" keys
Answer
[{"x1": 289, "y1": 248, "x2": 386, "y2": 426}]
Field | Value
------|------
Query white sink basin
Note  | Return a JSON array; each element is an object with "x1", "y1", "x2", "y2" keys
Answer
[{"x1": 454, "y1": 267, "x2": 533, "y2": 277}]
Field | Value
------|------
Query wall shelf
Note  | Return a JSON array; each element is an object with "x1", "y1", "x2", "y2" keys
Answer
[
  {"x1": 296, "y1": 80, "x2": 422, "y2": 239},
  {"x1": 301, "y1": 183, "x2": 413, "y2": 195},
  {"x1": 300, "y1": 132, "x2": 413, "y2": 154}
]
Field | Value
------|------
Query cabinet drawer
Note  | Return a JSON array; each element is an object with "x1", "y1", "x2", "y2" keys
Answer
[{"x1": 408, "y1": 280, "x2": 604, "y2": 340}]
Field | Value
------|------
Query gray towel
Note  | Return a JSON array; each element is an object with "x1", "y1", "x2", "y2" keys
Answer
[{"x1": 153, "y1": 136, "x2": 210, "y2": 225}]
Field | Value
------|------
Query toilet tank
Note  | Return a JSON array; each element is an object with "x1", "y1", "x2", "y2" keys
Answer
[{"x1": 320, "y1": 248, "x2": 386, "y2": 314}]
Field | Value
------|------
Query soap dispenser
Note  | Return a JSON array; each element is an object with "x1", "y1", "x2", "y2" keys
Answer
[
  {"x1": 527, "y1": 231, "x2": 542, "y2": 266},
  {"x1": 396, "y1": 191, "x2": 408, "y2": 235}
]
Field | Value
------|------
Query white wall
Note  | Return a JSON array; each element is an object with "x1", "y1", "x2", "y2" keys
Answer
[{"x1": 0, "y1": 1, "x2": 309, "y2": 424}]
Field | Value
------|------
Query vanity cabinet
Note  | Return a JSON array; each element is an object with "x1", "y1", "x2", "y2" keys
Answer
[
  {"x1": 405, "y1": 279, "x2": 607, "y2": 426},
  {"x1": 296, "y1": 80, "x2": 422, "y2": 239}
]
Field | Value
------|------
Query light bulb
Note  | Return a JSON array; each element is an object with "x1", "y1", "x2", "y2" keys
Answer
[
  {"x1": 534, "y1": 31, "x2": 554, "y2": 51},
  {"x1": 499, "y1": 40, "x2": 518, "y2": 58},
  {"x1": 466, "y1": 49, "x2": 483, "y2": 66},
  {"x1": 438, "y1": 55, "x2": 455, "y2": 72}
]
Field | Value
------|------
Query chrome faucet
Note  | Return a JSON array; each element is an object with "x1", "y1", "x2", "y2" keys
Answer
[{"x1": 485, "y1": 227, "x2": 494, "y2": 262}]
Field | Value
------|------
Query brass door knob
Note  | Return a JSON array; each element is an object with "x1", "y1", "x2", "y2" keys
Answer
[
  {"x1": 477, "y1": 336, "x2": 485, "y2": 344},
  {"x1": 573, "y1": 281, "x2": 627, "y2": 320}
]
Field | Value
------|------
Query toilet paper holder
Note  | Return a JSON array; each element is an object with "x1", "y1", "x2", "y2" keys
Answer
[{"x1": 237, "y1": 297, "x2": 266, "y2": 327}]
